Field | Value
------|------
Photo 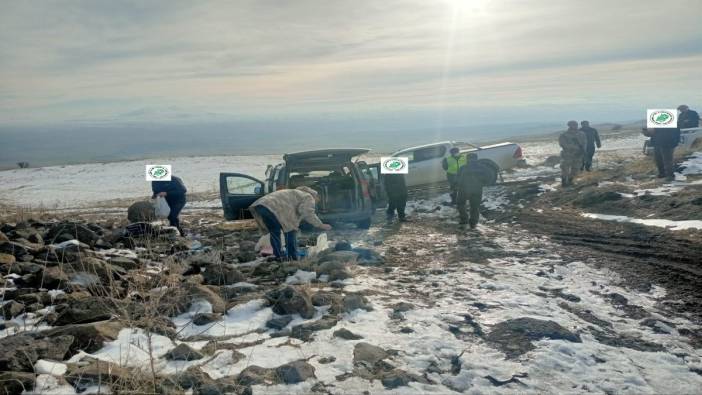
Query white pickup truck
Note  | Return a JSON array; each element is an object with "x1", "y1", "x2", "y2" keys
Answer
[
  {"x1": 391, "y1": 141, "x2": 524, "y2": 187},
  {"x1": 643, "y1": 127, "x2": 702, "y2": 155}
]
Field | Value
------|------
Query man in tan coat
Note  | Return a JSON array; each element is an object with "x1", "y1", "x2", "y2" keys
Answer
[
  {"x1": 250, "y1": 186, "x2": 332, "y2": 261},
  {"x1": 559, "y1": 120, "x2": 587, "y2": 187}
]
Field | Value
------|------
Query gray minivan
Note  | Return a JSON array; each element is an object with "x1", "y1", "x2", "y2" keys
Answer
[{"x1": 219, "y1": 149, "x2": 386, "y2": 228}]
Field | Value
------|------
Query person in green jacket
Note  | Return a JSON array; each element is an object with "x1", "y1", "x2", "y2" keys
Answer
[{"x1": 442, "y1": 147, "x2": 467, "y2": 204}]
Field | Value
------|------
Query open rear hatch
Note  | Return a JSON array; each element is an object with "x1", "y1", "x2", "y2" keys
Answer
[{"x1": 285, "y1": 149, "x2": 370, "y2": 215}]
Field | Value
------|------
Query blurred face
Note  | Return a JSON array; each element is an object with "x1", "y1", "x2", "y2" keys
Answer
[
  {"x1": 451, "y1": 150, "x2": 460, "y2": 157},
  {"x1": 581, "y1": 121, "x2": 589, "y2": 127},
  {"x1": 567, "y1": 121, "x2": 578, "y2": 129},
  {"x1": 679, "y1": 106, "x2": 688, "y2": 113}
]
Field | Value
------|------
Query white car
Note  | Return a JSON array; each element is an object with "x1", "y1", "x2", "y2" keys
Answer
[
  {"x1": 643, "y1": 127, "x2": 702, "y2": 155},
  {"x1": 390, "y1": 141, "x2": 524, "y2": 187}
]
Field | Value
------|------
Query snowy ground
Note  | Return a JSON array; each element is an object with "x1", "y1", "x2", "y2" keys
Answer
[{"x1": 30, "y1": 211, "x2": 702, "y2": 394}]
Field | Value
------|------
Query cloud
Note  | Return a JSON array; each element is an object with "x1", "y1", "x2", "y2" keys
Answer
[{"x1": 0, "y1": 0, "x2": 700, "y2": 125}]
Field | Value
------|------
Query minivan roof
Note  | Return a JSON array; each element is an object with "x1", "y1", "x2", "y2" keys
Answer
[{"x1": 284, "y1": 148, "x2": 370, "y2": 170}]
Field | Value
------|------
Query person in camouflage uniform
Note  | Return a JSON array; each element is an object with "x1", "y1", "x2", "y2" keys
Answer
[{"x1": 558, "y1": 121, "x2": 587, "y2": 187}]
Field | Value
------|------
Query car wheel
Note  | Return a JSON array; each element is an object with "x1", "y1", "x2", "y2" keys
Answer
[
  {"x1": 356, "y1": 218, "x2": 372, "y2": 229},
  {"x1": 478, "y1": 160, "x2": 499, "y2": 185}
]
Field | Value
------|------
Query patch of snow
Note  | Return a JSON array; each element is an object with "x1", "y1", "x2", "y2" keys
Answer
[
  {"x1": 285, "y1": 270, "x2": 317, "y2": 285},
  {"x1": 583, "y1": 213, "x2": 702, "y2": 231},
  {"x1": 680, "y1": 152, "x2": 702, "y2": 175},
  {"x1": 172, "y1": 299, "x2": 272, "y2": 339},
  {"x1": 34, "y1": 359, "x2": 68, "y2": 376},
  {"x1": 24, "y1": 374, "x2": 77, "y2": 395}
]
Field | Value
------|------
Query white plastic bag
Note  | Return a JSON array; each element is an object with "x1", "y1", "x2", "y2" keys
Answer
[{"x1": 153, "y1": 196, "x2": 171, "y2": 219}]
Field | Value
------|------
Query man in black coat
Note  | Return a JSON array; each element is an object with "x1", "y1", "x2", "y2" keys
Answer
[
  {"x1": 579, "y1": 120, "x2": 602, "y2": 171},
  {"x1": 383, "y1": 173, "x2": 408, "y2": 222},
  {"x1": 678, "y1": 105, "x2": 700, "y2": 129},
  {"x1": 152, "y1": 176, "x2": 187, "y2": 235},
  {"x1": 650, "y1": 128, "x2": 680, "y2": 182},
  {"x1": 455, "y1": 154, "x2": 492, "y2": 229}
]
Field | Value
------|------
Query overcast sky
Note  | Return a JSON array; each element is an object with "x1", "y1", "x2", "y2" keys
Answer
[{"x1": 1, "y1": 0, "x2": 700, "y2": 127}]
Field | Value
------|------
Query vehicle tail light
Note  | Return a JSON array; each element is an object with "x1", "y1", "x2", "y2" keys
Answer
[{"x1": 513, "y1": 145, "x2": 523, "y2": 159}]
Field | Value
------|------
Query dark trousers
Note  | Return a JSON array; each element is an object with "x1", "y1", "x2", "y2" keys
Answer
[
  {"x1": 456, "y1": 188, "x2": 482, "y2": 228},
  {"x1": 447, "y1": 173, "x2": 458, "y2": 203},
  {"x1": 582, "y1": 148, "x2": 595, "y2": 171},
  {"x1": 165, "y1": 195, "x2": 186, "y2": 235},
  {"x1": 654, "y1": 146, "x2": 675, "y2": 179},
  {"x1": 254, "y1": 206, "x2": 298, "y2": 260},
  {"x1": 386, "y1": 193, "x2": 407, "y2": 219}
]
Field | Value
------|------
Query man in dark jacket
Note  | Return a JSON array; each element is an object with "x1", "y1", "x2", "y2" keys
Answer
[
  {"x1": 650, "y1": 128, "x2": 681, "y2": 182},
  {"x1": 678, "y1": 105, "x2": 700, "y2": 129},
  {"x1": 152, "y1": 176, "x2": 187, "y2": 235},
  {"x1": 579, "y1": 120, "x2": 602, "y2": 171},
  {"x1": 455, "y1": 154, "x2": 491, "y2": 229},
  {"x1": 383, "y1": 173, "x2": 408, "y2": 222}
]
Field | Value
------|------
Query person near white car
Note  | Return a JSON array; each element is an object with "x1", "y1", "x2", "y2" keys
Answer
[
  {"x1": 677, "y1": 105, "x2": 699, "y2": 129},
  {"x1": 441, "y1": 147, "x2": 467, "y2": 204}
]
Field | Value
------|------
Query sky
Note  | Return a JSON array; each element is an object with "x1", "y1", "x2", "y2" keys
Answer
[{"x1": 0, "y1": 0, "x2": 700, "y2": 129}]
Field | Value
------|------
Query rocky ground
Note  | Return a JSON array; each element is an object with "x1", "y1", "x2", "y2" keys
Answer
[{"x1": 1, "y1": 148, "x2": 701, "y2": 394}]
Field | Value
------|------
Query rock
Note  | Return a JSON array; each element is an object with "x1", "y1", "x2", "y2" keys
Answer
[
  {"x1": 316, "y1": 261, "x2": 352, "y2": 281},
  {"x1": 265, "y1": 286, "x2": 315, "y2": 319},
  {"x1": 342, "y1": 293, "x2": 372, "y2": 313},
  {"x1": 290, "y1": 317, "x2": 339, "y2": 341},
  {"x1": 274, "y1": 360, "x2": 316, "y2": 384},
  {"x1": 392, "y1": 302, "x2": 414, "y2": 313},
  {"x1": 192, "y1": 313, "x2": 221, "y2": 326},
  {"x1": 159, "y1": 283, "x2": 227, "y2": 316},
  {"x1": 352, "y1": 248, "x2": 385, "y2": 266},
  {"x1": 27, "y1": 233, "x2": 43, "y2": 245},
  {"x1": 310, "y1": 293, "x2": 337, "y2": 308},
  {"x1": 42, "y1": 320, "x2": 123, "y2": 355},
  {"x1": 334, "y1": 241, "x2": 352, "y2": 251},
  {"x1": 236, "y1": 365, "x2": 277, "y2": 386},
  {"x1": 128, "y1": 201, "x2": 156, "y2": 223},
  {"x1": 65, "y1": 359, "x2": 133, "y2": 389},
  {"x1": 54, "y1": 297, "x2": 114, "y2": 326},
  {"x1": 107, "y1": 256, "x2": 140, "y2": 270},
  {"x1": 175, "y1": 366, "x2": 215, "y2": 390},
  {"x1": 0, "y1": 241, "x2": 30, "y2": 258},
  {"x1": 353, "y1": 343, "x2": 388, "y2": 365},
  {"x1": 486, "y1": 317, "x2": 581, "y2": 358},
  {"x1": 45, "y1": 222, "x2": 100, "y2": 246},
  {"x1": 381, "y1": 369, "x2": 425, "y2": 389},
  {"x1": 0, "y1": 231, "x2": 9, "y2": 242},
  {"x1": 0, "y1": 371, "x2": 36, "y2": 394},
  {"x1": 1, "y1": 301, "x2": 25, "y2": 319},
  {"x1": 0, "y1": 334, "x2": 73, "y2": 372},
  {"x1": 41, "y1": 266, "x2": 70, "y2": 289},
  {"x1": 318, "y1": 356, "x2": 336, "y2": 364},
  {"x1": 64, "y1": 257, "x2": 126, "y2": 283},
  {"x1": 202, "y1": 265, "x2": 245, "y2": 286},
  {"x1": 266, "y1": 315, "x2": 293, "y2": 330},
  {"x1": 318, "y1": 250, "x2": 358, "y2": 265},
  {"x1": 334, "y1": 328, "x2": 363, "y2": 340},
  {"x1": 165, "y1": 344, "x2": 204, "y2": 361},
  {"x1": 236, "y1": 241, "x2": 257, "y2": 262},
  {"x1": 0, "y1": 252, "x2": 16, "y2": 265}
]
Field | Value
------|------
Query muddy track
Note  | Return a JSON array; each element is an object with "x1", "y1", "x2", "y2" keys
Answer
[{"x1": 517, "y1": 210, "x2": 702, "y2": 323}]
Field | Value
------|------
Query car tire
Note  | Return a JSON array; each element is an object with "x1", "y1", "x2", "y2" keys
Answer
[
  {"x1": 478, "y1": 160, "x2": 499, "y2": 185},
  {"x1": 356, "y1": 218, "x2": 372, "y2": 229}
]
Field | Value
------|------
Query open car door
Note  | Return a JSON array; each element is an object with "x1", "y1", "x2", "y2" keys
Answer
[
  {"x1": 357, "y1": 161, "x2": 387, "y2": 209},
  {"x1": 219, "y1": 173, "x2": 265, "y2": 220}
]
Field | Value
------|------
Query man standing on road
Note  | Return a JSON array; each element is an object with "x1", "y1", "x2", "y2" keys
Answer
[
  {"x1": 558, "y1": 121, "x2": 587, "y2": 187},
  {"x1": 677, "y1": 105, "x2": 700, "y2": 129},
  {"x1": 442, "y1": 147, "x2": 467, "y2": 204},
  {"x1": 650, "y1": 127, "x2": 681, "y2": 182},
  {"x1": 456, "y1": 153, "x2": 491, "y2": 229},
  {"x1": 383, "y1": 173, "x2": 408, "y2": 222},
  {"x1": 579, "y1": 120, "x2": 602, "y2": 172},
  {"x1": 250, "y1": 186, "x2": 332, "y2": 261},
  {"x1": 152, "y1": 176, "x2": 187, "y2": 236}
]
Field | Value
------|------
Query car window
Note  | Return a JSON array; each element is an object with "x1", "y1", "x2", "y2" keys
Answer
[
  {"x1": 411, "y1": 146, "x2": 446, "y2": 162},
  {"x1": 226, "y1": 176, "x2": 261, "y2": 194}
]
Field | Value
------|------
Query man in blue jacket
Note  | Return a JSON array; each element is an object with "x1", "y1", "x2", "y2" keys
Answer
[
  {"x1": 152, "y1": 176, "x2": 187, "y2": 236},
  {"x1": 455, "y1": 154, "x2": 492, "y2": 229},
  {"x1": 677, "y1": 105, "x2": 700, "y2": 129}
]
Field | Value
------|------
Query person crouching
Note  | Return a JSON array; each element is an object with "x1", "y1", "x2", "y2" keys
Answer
[{"x1": 250, "y1": 186, "x2": 332, "y2": 261}]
